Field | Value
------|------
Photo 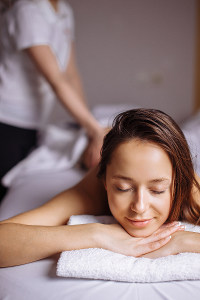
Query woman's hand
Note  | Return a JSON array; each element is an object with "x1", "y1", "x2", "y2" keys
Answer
[
  {"x1": 141, "y1": 230, "x2": 200, "y2": 259},
  {"x1": 97, "y1": 222, "x2": 184, "y2": 257}
]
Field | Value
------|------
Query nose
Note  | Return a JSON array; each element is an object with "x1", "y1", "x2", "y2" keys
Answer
[{"x1": 130, "y1": 188, "x2": 148, "y2": 214}]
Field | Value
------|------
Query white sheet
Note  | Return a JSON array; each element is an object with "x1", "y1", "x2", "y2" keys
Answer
[
  {"x1": 1, "y1": 170, "x2": 200, "y2": 300},
  {"x1": 1, "y1": 107, "x2": 200, "y2": 299},
  {"x1": 1, "y1": 169, "x2": 200, "y2": 300}
]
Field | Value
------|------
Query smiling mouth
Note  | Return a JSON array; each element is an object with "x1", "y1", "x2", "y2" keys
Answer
[{"x1": 126, "y1": 218, "x2": 153, "y2": 228}]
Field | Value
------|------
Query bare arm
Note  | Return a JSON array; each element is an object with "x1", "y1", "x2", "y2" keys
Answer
[
  {"x1": 0, "y1": 222, "x2": 100, "y2": 267},
  {"x1": 25, "y1": 44, "x2": 105, "y2": 168},
  {"x1": 0, "y1": 168, "x2": 107, "y2": 267},
  {"x1": 65, "y1": 42, "x2": 87, "y2": 103},
  {"x1": 64, "y1": 43, "x2": 107, "y2": 168},
  {"x1": 0, "y1": 168, "x2": 181, "y2": 267}
]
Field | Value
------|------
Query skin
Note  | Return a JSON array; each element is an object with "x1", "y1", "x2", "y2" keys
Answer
[
  {"x1": 104, "y1": 139, "x2": 173, "y2": 238},
  {"x1": 104, "y1": 139, "x2": 200, "y2": 259},
  {"x1": 0, "y1": 140, "x2": 193, "y2": 268},
  {"x1": 1, "y1": 0, "x2": 199, "y2": 267},
  {"x1": 48, "y1": 0, "x2": 59, "y2": 11}
]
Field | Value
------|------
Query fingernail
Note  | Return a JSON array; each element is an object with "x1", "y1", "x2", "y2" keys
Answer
[
  {"x1": 168, "y1": 221, "x2": 180, "y2": 227},
  {"x1": 166, "y1": 221, "x2": 177, "y2": 226},
  {"x1": 175, "y1": 222, "x2": 181, "y2": 227},
  {"x1": 178, "y1": 225, "x2": 185, "y2": 230}
]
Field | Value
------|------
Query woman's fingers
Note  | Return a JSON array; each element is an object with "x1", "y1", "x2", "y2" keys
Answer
[
  {"x1": 142, "y1": 223, "x2": 185, "y2": 245},
  {"x1": 135, "y1": 223, "x2": 185, "y2": 256},
  {"x1": 153, "y1": 221, "x2": 179, "y2": 234},
  {"x1": 101, "y1": 223, "x2": 185, "y2": 258},
  {"x1": 136, "y1": 235, "x2": 172, "y2": 256}
]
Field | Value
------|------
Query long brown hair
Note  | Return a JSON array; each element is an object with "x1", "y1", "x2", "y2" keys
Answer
[{"x1": 98, "y1": 108, "x2": 200, "y2": 225}]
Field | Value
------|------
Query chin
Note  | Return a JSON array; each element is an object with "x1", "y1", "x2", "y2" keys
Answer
[{"x1": 124, "y1": 226, "x2": 158, "y2": 238}]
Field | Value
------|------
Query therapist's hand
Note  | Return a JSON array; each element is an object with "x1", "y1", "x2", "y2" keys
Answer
[{"x1": 81, "y1": 127, "x2": 110, "y2": 169}]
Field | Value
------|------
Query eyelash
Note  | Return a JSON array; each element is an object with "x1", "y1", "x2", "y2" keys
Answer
[
  {"x1": 151, "y1": 190, "x2": 165, "y2": 195},
  {"x1": 116, "y1": 187, "x2": 132, "y2": 192},
  {"x1": 116, "y1": 187, "x2": 165, "y2": 194}
]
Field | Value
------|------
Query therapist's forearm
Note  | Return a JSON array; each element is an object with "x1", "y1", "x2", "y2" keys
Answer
[
  {"x1": 0, "y1": 222, "x2": 98, "y2": 267},
  {"x1": 65, "y1": 43, "x2": 88, "y2": 105},
  {"x1": 53, "y1": 76, "x2": 102, "y2": 138},
  {"x1": 67, "y1": 69, "x2": 87, "y2": 104}
]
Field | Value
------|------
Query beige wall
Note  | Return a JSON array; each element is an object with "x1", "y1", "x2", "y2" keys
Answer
[{"x1": 59, "y1": 0, "x2": 196, "y2": 123}]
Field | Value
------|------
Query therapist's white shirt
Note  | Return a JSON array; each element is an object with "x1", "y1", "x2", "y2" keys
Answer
[{"x1": 0, "y1": 0, "x2": 74, "y2": 129}]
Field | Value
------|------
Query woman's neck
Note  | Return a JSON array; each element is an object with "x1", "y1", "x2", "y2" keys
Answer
[{"x1": 48, "y1": 0, "x2": 59, "y2": 12}]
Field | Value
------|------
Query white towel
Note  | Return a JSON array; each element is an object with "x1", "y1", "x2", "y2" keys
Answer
[{"x1": 57, "y1": 215, "x2": 200, "y2": 283}]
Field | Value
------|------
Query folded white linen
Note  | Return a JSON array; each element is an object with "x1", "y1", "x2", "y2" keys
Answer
[
  {"x1": 2, "y1": 104, "x2": 135, "y2": 187},
  {"x1": 57, "y1": 215, "x2": 200, "y2": 283}
]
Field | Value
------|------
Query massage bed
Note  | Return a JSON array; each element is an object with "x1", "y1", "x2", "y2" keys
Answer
[
  {"x1": 1, "y1": 106, "x2": 200, "y2": 299},
  {"x1": 1, "y1": 169, "x2": 200, "y2": 300}
]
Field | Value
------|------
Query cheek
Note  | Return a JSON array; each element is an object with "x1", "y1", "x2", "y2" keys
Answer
[
  {"x1": 155, "y1": 194, "x2": 171, "y2": 221},
  {"x1": 107, "y1": 193, "x2": 121, "y2": 212},
  {"x1": 107, "y1": 190, "x2": 127, "y2": 215}
]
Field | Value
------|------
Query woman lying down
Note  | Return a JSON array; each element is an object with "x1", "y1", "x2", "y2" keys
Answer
[{"x1": 1, "y1": 108, "x2": 200, "y2": 267}]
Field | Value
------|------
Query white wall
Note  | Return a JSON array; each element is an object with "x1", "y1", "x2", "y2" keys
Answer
[{"x1": 59, "y1": 0, "x2": 196, "y2": 123}]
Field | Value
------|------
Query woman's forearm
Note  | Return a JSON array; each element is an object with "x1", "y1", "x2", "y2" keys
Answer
[
  {"x1": 181, "y1": 231, "x2": 200, "y2": 253},
  {"x1": 0, "y1": 223, "x2": 98, "y2": 267},
  {"x1": 0, "y1": 220, "x2": 181, "y2": 267}
]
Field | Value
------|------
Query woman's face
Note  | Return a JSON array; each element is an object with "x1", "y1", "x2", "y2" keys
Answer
[{"x1": 104, "y1": 139, "x2": 173, "y2": 237}]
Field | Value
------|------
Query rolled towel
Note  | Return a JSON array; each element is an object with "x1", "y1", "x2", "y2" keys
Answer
[{"x1": 57, "y1": 215, "x2": 200, "y2": 283}]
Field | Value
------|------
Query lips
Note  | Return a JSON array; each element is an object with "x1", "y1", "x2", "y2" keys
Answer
[{"x1": 126, "y1": 217, "x2": 153, "y2": 228}]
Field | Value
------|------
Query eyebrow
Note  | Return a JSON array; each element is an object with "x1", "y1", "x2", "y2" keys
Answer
[
  {"x1": 149, "y1": 178, "x2": 170, "y2": 184},
  {"x1": 112, "y1": 175, "x2": 170, "y2": 184}
]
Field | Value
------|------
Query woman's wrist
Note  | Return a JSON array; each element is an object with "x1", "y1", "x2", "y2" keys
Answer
[
  {"x1": 172, "y1": 231, "x2": 200, "y2": 254},
  {"x1": 182, "y1": 231, "x2": 200, "y2": 253},
  {"x1": 62, "y1": 223, "x2": 103, "y2": 251}
]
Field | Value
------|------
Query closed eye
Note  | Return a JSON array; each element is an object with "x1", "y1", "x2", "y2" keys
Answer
[
  {"x1": 151, "y1": 190, "x2": 165, "y2": 195},
  {"x1": 115, "y1": 187, "x2": 132, "y2": 192}
]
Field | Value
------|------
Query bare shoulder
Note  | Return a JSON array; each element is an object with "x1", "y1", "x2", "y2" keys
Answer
[
  {"x1": 76, "y1": 167, "x2": 106, "y2": 203},
  {"x1": 0, "y1": 167, "x2": 108, "y2": 227}
]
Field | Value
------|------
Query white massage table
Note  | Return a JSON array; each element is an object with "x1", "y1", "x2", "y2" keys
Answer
[
  {"x1": 1, "y1": 105, "x2": 200, "y2": 299},
  {"x1": 1, "y1": 168, "x2": 200, "y2": 300}
]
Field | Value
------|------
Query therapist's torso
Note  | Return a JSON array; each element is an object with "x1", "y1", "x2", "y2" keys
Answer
[{"x1": 0, "y1": 0, "x2": 74, "y2": 129}]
